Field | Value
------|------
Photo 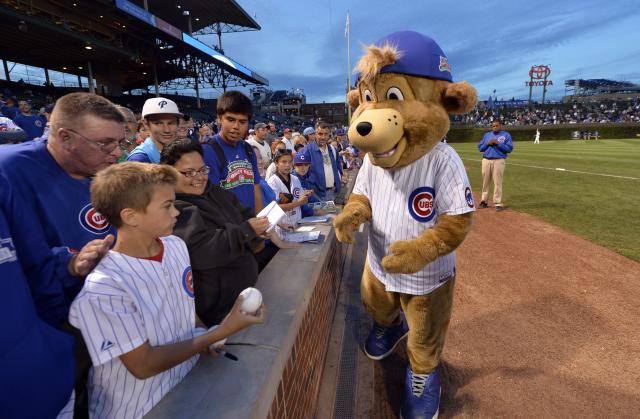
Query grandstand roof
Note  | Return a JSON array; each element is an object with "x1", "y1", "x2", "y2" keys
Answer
[
  {"x1": 136, "y1": 0, "x2": 260, "y2": 32},
  {"x1": 565, "y1": 79, "x2": 637, "y2": 88},
  {"x1": 0, "y1": 0, "x2": 266, "y2": 90}
]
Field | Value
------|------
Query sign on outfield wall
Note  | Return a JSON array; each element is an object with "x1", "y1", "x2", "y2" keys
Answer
[{"x1": 526, "y1": 65, "x2": 553, "y2": 86}]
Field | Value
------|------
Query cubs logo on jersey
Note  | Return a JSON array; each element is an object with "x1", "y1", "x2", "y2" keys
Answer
[
  {"x1": 78, "y1": 203, "x2": 110, "y2": 235},
  {"x1": 465, "y1": 186, "x2": 474, "y2": 208},
  {"x1": 292, "y1": 187, "x2": 301, "y2": 199},
  {"x1": 408, "y1": 186, "x2": 436, "y2": 222},
  {"x1": 182, "y1": 266, "x2": 195, "y2": 298}
]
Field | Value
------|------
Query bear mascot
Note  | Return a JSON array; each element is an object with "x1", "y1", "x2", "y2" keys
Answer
[{"x1": 333, "y1": 31, "x2": 477, "y2": 418}]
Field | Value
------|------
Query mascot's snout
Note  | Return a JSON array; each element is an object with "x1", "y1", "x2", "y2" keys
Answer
[{"x1": 349, "y1": 109, "x2": 406, "y2": 167}]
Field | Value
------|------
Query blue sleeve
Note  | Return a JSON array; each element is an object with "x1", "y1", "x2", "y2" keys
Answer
[
  {"x1": 0, "y1": 177, "x2": 70, "y2": 326},
  {"x1": 478, "y1": 133, "x2": 490, "y2": 152},
  {"x1": 0, "y1": 208, "x2": 76, "y2": 419},
  {"x1": 497, "y1": 133, "x2": 514, "y2": 153},
  {"x1": 259, "y1": 179, "x2": 276, "y2": 205},
  {"x1": 202, "y1": 145, "x2": 222, "y2": 186},
  {"x1": 301, "y1": 203, "x2": 314, "y2": 217},
  {"x1": 126, "y1": 152, "x2": 150, "y2": 163}
]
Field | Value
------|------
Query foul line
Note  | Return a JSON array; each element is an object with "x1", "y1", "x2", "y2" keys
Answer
[{"x1": 461, "y1": 158, "x2": 639, "y2": 180}]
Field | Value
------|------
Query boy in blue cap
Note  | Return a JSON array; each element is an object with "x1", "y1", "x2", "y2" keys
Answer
[{"x1": 291, "y1": 148, "x2": 320, "y2": 203}]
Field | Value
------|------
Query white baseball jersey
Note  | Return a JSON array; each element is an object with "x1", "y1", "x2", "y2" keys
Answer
[
  {"x1": 69, "y1": 235, "x2": 198, "y2": 419},
  {"x1": 247, "y1": 138, "x2": 272, "y2": 165},
  {"x1": 267, "y1": 172, "x2": 305, "y2": 225},
  {"x1": 353, "y1": 143, "x2": 475, "y2": 295}
]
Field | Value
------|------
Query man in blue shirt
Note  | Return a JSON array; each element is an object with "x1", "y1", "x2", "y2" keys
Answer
[
  {"x1": 477, "y1": 120, "x2": 514, "y2": 211},
  {"x1": 0, "y1": 92, "x2": 122, "y2": 417},
  {"x1": 204, "y1": 91, "x2": 263, "y2": 212},
  {"x1": 0, "y1": 206, "x2": 76, "y2": 418},
  {"x1": 13, "y1": 100, "x2": 47, "y2": 140},
  {"x1": 127, "y1": 97, "x2": 181, "y2": 163},
  {"x1": 304, "y1": 121, "x2": 345, "y2": 201}
]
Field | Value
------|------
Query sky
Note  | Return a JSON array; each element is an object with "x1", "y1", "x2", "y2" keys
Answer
[{"x1": 197, "y1": 0, "x2": 640, "y2": 104}]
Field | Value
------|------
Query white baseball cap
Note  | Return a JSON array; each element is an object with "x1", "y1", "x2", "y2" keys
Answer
[{"x1": 141, "y1": 97, "x2": 182, "y2": 118}]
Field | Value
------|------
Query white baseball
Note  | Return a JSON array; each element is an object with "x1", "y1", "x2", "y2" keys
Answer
[{"x1": 239, "y1": 287, "x2": 262, "y2": 314}]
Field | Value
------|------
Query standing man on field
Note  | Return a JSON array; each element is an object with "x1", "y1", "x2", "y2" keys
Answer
[
  {"x1": 534, "y1": 127, "x2": 540, "y2": 144},
  {"x1": 477, "y1": 120, "x2": 513, "y2": 212}
]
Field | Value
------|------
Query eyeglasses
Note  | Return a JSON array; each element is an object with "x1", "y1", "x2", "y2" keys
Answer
[
  {"x1": 65, "y1": 128, "x2": 127, "y2": 154},
  {"x1": 179, "y1": 166, "x2": 211, "y2": 178}
]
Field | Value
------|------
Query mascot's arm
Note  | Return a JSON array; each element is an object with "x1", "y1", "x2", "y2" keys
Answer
[
  {"x1": 382, "y1": 212, "x2": 473, "y2": 274},
  {"x1": 333, "y1": 193, "x2": 372, "y2": 244}
]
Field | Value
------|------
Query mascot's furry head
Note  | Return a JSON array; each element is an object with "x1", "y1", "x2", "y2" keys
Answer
[{"x1": 348, "y1": 31, "x2": 477, "y2": 168}]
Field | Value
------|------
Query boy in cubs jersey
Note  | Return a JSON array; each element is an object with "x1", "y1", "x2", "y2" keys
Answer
[{"x1": 69, "y1": 163, "x2": 265, "y2": 419}]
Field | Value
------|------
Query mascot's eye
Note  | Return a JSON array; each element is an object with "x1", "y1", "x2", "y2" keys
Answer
[
  {"x1": 363, "y1": 89, "x2": 374, "y2": 102},
  {"x1": 386, "y1": 87, "x2": 404, "y2": 101}
]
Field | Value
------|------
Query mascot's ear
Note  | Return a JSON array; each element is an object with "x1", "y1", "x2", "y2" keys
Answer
[
  {"x1": 442, "y1": 81, "x2": 477, "y2": 115},
  {"x1": 347, "y1": 88, "x2": 360, "y2": 109}
]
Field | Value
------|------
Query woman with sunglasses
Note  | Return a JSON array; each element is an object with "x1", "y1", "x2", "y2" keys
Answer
[{"x1": 160, "y1": 139, "x2": 275, "y2": 327}]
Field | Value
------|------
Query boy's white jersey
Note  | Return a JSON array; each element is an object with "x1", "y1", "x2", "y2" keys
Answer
[
  {"x1": 353, "y1": 143, "x2": 475, "y2": 295},
  {"x1": 267, "y1": 173, "x2": 305, "y2": 225},
  {"x1": 69, "y1": 235, "x2": 198, "y2": 419}
]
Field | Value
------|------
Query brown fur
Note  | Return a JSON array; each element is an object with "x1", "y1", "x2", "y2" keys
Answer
[
  {"x1": 381, "y1": 213, "x2": 473, "y2": 274},
  {"x1": 333, "y1": 194, "x2": 371, "y2": 244},
  {"x1": 355, "y1": 43, "x2": 401, "y2": 85},
  {"x1": 347, "y1": 89, "x2": 360, "y2": 109}
]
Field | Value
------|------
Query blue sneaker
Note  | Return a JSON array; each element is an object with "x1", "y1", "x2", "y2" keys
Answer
[
  {"x1": 400, "y1": 366, "x2": 441, "y2": 419},
  {"x1": 363, "y1": 320, "x2": 409, "y2": 360}
]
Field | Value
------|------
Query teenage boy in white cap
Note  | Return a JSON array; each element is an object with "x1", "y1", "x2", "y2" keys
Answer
[{"x1": 127, "y1": 98, "x2": 182, "y2": 163}]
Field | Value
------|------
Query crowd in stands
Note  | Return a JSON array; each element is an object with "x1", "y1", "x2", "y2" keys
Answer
[
  {"x1": 0, "y1": 89, "x2": 360, "y2": 419},
  {"x1": 451, "y1": 99, "x2": 640, "y2": 127}
]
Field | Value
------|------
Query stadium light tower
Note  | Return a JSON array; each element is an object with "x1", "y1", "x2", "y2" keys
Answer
[{"x1": 183, "y1": 10, "x2": 192, "y2": 35}]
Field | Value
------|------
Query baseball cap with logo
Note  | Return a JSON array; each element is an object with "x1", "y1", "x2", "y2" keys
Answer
[
  {"x1": 141, "y1": 97, "x2": 183, "y2": 118},
  {"x1": 294, "y1": 149, "x2": 312, "y2": 165},
  {"x1": 356, "y1": 31, "x2": 453, "y2": 83}
]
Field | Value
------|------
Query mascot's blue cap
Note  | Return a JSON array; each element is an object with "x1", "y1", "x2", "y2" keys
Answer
[{"x1": 372, "y1": 31, "x2": 453, "y2": 82}]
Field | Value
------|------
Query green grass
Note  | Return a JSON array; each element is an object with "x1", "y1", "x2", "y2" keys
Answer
[{"x1": 450, "y1": 139, "x2": 640, "y2": 261}]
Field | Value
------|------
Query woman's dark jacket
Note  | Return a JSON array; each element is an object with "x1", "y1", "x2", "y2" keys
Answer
[{"x1": 174, "y1": 182, "x2": 261, "y2": 326}]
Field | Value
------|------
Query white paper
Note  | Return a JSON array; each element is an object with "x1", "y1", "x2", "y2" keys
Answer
[
  {"x1": 256, "y1": 200, "x2": 286, "y2": 231},
  {"x1": 282, "y1": 231, "x2": 321, "y2": 243},
  {"x1": 296, "y1": 226, "x2": 316, "y2": 232}
]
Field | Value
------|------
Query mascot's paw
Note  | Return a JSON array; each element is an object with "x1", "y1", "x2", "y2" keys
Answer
[
  {"x1": 382, "y1": 239, "x2": 437, "y2": 274},
  {"x1": 333, "y1": 210, "x2": 361, "y2": 244}
]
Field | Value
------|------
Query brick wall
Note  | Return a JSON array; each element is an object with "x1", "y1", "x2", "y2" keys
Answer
[{"x1": 267, "y1": 239, "x2": 345, "y2": 419}]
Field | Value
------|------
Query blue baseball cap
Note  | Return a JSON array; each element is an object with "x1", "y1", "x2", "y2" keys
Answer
[
  {"x1": 294, "y1": 149, "x2": 311, "y2": 165},
  {"x1": 336, "y1": 128, "x2": 346, "y2": 136},
  {"x1": 359, "y1": 31, "x2": 453, "y2": 82},
  {"x1": 303, "y1": 127, "x2": 315, "y2": 136}
]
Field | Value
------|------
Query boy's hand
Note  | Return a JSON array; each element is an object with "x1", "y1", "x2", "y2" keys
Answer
[
  {"x1": 219, "y1": 295, "x2": 267, "y2": 336},
  {"x1": 69, "y1": 234, "x2": 115, "y2": 277},
  {"x1": 248, "y1": 217, "x2": 269, "y2": 235}
]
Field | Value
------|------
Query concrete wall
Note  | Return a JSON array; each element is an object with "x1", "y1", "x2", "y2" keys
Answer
[{"x1": 145, "y1": 224, "x2": 345, "y2": 419}]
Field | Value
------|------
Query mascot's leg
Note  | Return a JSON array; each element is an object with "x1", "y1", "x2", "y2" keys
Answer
[
  {"x1": 361, "y1": 259, "x2": 409, "y2": 360},
  {"x1": 399, "y1": 276, "x2": 456, "y2": 419}
]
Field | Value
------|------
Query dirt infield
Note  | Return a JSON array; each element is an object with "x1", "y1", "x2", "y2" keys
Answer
[{"x1": 372, "y1": 205, "x2": 640, "y2": 418}]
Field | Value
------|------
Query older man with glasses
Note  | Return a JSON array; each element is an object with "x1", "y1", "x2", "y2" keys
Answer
[{"x1": 0, "y1": 92, "x2": 125, "y2": 417}]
